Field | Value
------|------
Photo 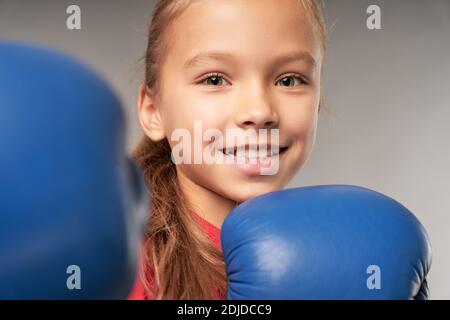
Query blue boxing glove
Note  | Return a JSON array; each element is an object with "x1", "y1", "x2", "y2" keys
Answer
[
  {"x1": 222, "y1": 185, "x2": 432, "y2": 300},
  {"x1": 0, "y1": 42, "x2": 148, "y2": 299}
]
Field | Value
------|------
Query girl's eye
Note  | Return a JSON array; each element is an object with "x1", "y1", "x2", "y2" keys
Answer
[
  {"x1": 199, "y1": 73, "x2": 230, "y2": 86},
  {"x1": 276, "y1": 75, "x2": 307, "y2": 87}
]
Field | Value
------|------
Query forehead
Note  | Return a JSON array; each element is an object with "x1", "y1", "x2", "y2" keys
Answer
[{"x1": 163, "y1": 0, "x2": 321, "y2": 67}]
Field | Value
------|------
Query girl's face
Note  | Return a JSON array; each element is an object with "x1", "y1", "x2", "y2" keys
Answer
[{"x1": 140, "y1": 0, "x2": 322, "y2": 204}]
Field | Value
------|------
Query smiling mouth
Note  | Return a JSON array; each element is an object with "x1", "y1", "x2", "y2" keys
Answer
[{"x1": 220, "y1": 145, "x2": 289, "y2": 160}]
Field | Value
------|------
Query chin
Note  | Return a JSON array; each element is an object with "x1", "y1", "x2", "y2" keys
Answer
[{"x1": 228, "y1": 182, "x2": 284, "y2": 204}]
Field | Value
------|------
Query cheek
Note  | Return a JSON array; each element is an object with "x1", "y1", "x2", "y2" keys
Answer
[
  {"x1": 160, "y1": 89, "x2": 230, "y2": 139},
  {"x1": 281, "y1": 96, "x2": 319, "y2": 144}
]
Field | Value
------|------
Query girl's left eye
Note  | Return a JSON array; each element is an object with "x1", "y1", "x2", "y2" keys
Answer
[{"x1": 276, "y1": 75, "x2": 307, "y2": 87}]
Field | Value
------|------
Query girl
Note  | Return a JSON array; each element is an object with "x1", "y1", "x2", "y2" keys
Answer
[{"x1": 129, "y1": 0, "x2": 326, "y2": 299}]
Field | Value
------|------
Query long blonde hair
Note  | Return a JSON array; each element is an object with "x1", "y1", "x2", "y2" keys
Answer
[{"x1": 133, "y1": 0, "x2": 327, "y2": 300}]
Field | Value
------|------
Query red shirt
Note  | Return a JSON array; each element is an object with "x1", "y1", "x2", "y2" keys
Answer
[{"x1": 127, "y1": 212, "x2": 223, "y2": 300}]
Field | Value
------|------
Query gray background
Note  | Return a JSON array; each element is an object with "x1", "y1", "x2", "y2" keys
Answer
[{"x1": 1, "y1": 0, "x2": 449, "y2": 299}]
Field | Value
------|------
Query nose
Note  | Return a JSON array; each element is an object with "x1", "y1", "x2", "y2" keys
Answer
[{"x1": 234, "y1": 79, "x2": 279, "y2": 130}]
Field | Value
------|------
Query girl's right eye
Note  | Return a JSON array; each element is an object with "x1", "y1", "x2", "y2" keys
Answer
[{"x1": 198, "y1": 73, "x2": 231, "y2": 86}]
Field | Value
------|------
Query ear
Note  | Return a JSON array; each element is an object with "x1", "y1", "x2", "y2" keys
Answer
[{"x1": 137, "y1": 83, "x2": 165, "y2": 141}]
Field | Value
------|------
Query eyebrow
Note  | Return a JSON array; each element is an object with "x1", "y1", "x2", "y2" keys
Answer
[{"x1": 183, "y1": 50, "x2": 317, "y2": 70}]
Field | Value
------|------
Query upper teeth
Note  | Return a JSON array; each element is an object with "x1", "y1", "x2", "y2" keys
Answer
[{"x1": 223, "y1": 147, "x2": 281, "y2": 158}]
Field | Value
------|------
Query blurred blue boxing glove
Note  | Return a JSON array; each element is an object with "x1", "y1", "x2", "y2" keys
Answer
[
  {"x1": 222, "y1": 185, "x2": 432, "y2": 300},
  {"x1": 0, "y1": 41, "x2": 148, "y2": 299}
]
